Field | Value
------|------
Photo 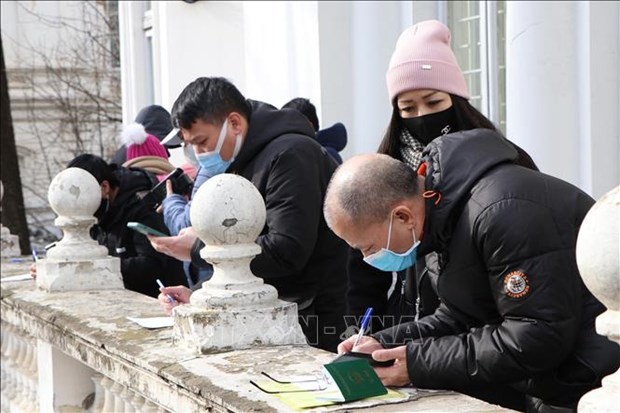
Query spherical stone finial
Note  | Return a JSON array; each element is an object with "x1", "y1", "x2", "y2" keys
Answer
[
  {"x1": 190, "y1": 174, "x2": 266, "y2": 246},
  {"x1": 48, "y1": 168, "x2": 101, "y2": 218},
  {"x1": 576, "y1": 186, "x2": 619, "y2": 312}
]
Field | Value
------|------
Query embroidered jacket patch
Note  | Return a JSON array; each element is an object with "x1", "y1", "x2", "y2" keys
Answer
[{"x1": 504, "y1": 270, "x2": 530, "y2": 298}]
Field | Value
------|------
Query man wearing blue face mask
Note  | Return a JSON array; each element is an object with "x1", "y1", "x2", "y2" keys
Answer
[
  {"x1": 148, "y1": 77, "x2": 348, "y2": 353},
  {"x1": 362, "y1": 212, "x2": 420, "y2": 272},
  {"x1": 323, "y1": 131, "x2": 620, "y2": 412}
]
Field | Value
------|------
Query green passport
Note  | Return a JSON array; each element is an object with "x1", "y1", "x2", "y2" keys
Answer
[{"x1": 323, "y1": 359, "x2": 387, "y2": 401}]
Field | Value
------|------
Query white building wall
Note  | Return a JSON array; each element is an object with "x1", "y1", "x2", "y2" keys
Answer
[
  {"x1": 317, "y1": 1, "x2": 413, "y2": 158},
  {"x1": 153, "y1": 1, "x2": 246, "y2": 111},
  {"x1": 120, "y1": 0, "x2": 619, "y2": 199},
  {"x1": 506, "y1": 0, "x2": 619, "y2": 198}
]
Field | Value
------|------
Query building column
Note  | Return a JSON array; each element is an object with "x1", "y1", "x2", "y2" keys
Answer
[
  {"x1": 118, "y1": 1, "x2": 150, "y2": 124},
  {"x1": 318, "y1": 1, "x2": 413, "y2": 159},
  {"x1": 154, "y1": 1, "x2": 246, "y2": 111},
  {"x1": 506, "y1": 1, "x2": 619, "y2": 198}
]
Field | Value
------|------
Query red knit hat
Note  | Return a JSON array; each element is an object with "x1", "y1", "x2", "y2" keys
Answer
[
  {"x1": 121, "y1": 123, "x2": 169, "y2": 161},
  {"x1": 386, "y1": 20, "x2": 470, "y2": 102}
]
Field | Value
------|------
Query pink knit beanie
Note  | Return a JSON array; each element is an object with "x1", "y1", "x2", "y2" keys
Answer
[
  {"x1": 121, "y1": 123, "x2": 169, "y2": 161},
  {"x1": 386, "y1": 20, "x2": 470, "y2": 102}
]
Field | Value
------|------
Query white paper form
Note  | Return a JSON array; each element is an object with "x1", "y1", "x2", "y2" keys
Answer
[
  {"x1": 1, "y1": 273, "x2": 33, "y2": 282},
  {"x1": 126, "y1": 316, "x2": 174, "y2": 329}
]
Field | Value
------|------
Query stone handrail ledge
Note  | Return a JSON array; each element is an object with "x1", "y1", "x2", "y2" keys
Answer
[{"x1": 1, "y1": 259, "x2": 513, "y2": 412}]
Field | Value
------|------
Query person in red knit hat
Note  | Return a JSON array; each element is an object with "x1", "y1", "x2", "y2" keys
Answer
[{"x1": 120, "y1": 122, "x2": 176, "y2": 178}]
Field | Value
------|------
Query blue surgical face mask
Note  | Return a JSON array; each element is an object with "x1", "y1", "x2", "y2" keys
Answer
[
  {"x1": 196, "y1": 119, "x2": 242, "y2": 176},
  {"x1": 363, "y1": 212, "x2": 420, "y2": 272}
]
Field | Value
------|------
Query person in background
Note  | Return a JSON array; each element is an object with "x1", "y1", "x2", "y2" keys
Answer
[
  {"x1": 67, "y1": 154, "x2": 187, "y2": 298},
  {"x1": 324, "y1": 138, "x2": 620, "y2": 412},
  {"x1": 149, "y1": 77, "x2": 349, "y2": 352},
  {"x1": 111, "y1": 105, "x2": 179, "y2": 166},
  {"x1": 119, "y1": 122, "x2": 177, "y2": 178},
  {"x1": 347, "y1": 20, "x2": 539, "y2": 334},
  {"x1": 158, "y1": 161, "x2": 214, "y2": 286},
  {"x1": 281, "y1": 97, "x2": 348, "y2": 165}
]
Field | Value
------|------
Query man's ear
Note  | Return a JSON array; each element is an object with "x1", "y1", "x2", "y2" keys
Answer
[
  {"x1": 228, "y1": 112, "x2": 244, "y2": 135},
  {"x1": 393, "y1": 206, "x2": 414, "y2": 226},
  {"x1": 100, "y1": 180, "x2": 110, "y2": 198}
]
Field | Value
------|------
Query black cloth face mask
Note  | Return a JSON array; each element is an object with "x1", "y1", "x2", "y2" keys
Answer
[{"x1": 401, "y1": 106, "x2": 459, "y2": 146}]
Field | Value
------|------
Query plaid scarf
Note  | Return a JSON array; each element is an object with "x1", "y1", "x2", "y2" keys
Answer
[{"x1": 398, "y1": 127, "x2": 425, "y2": 170}]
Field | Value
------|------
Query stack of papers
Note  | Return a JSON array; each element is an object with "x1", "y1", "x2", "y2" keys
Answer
[{"x1": 252, "y1": 358, "x2": 406, "y2": 410}]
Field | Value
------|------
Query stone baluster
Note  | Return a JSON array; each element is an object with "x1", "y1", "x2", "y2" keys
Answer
[
  {"x1": 0, "y1": 323, "x2": 11, "y2": 393},
  {"x1": 0, "y1": 324, "x2": 13, "y2": 412},
  {"x1": 36, "y1": 167, "x2": 123, "y2": 292},
  {"x1": 576, "y1": 186, "x2": 620, "y2": 410},
  {"x1": 129, "y1": 393, "x2": 146, "y2": 412},
  {"x1": 141, "y1": 400, "x2": 162, "y2": 413},
  {"x1": 119, "y1": 385, "x2": 135, "y2": 413},
  {"x1": 174, "y1": 174, "x2": 305, "y2": 353},
  {"x1": 90, "y1": 374, "x2": 106, "y2": 413},
  {"x1": 4, "y1": 330, "x2": 17, "y2": 405},
  {"x1": 99, "y1": 375, "x2": 116, "y2": 413},
  {"x1": 13, "y1": 332, "x2": 28, "y2": 410},
  {"x1": 111, "y1": 381, "x2": 125, "y2": 412},
  {"x1": 4, "y1": 330, "x2": 20, "y2": 412},
  {"x1": 18, "y1": 338, "x2": 37, "y2": 413},
  {"x1": 0, "y1": 180, "x2": 21, "y2": 258}
]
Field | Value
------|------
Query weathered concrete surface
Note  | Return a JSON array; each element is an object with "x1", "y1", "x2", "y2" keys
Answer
[{"x1": 1, "y1": 258, "x2": 514, "y2": 412}]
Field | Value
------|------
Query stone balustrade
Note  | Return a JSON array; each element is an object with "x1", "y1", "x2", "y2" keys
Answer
[
  {"x1": 1, "y1": 258, "x2": 513, "y2": 412},
  {"x1": 0, "y1": 170, "x2": 516, "y2": 412}
]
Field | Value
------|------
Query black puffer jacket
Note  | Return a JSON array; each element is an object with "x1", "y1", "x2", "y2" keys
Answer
[
  {"x1": 190, "y1": 101, "x2": 348, "y2": 350},
  {"x1": 374, "y1": 129, "x2": 620, "y2": 402},
  {"x1": 92, "y1": 167, "x2": 187, "y2": 298},
  {"x1": 347, "y1": 132, "x2": 538, "y2": 329}
]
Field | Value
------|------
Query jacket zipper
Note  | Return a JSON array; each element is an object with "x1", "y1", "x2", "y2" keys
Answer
[{"x1": 415, "y1": 266, "x2": 429, "y2": 322}]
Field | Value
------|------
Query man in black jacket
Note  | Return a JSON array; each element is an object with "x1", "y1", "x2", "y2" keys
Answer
[
  {"x1": 149, "y1": 77, "x2": 348, "y2": 352},
  {"x1": 324, "y1": 130, "x2": 620, "y2": 412},
  {"x1": 67, "y1": 154, "x2": 187, "y2": 298}
]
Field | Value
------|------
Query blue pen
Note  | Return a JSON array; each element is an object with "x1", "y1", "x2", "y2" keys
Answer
[
  {"x1": 352, "y1": 307, "x2": 374, "y2": 349},
  {"x1": 156, "y1": 279, "x2": 176, "y2": 304},
  {"x1": 32, "y1": 249, "x2": 38, "y2": 262}
]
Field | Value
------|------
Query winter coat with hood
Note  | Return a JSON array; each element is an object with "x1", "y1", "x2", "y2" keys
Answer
[
  {"x1": 92, "y1": 166, "x2": 187, "y2": 298},
  {"x1": 190, "y1": 100, "x2": 348, "y2": 315},
  {"x1": 373, "y1": 129, "x2": 620, "y2": 404}
]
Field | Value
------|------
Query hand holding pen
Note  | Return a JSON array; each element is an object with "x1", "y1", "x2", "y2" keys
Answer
[
  {"x1": 352, "y1": 307, "x2": 374, "y2": 350},
  {"x1": 29, "y1": 249, "x2": 38, "y2": 280},
  {"x1": 156, "y1": 279, "x2": 176, "y2": 304},
  {"x1": 156, "y1": 282, "x2": 192, "y2": 316}
]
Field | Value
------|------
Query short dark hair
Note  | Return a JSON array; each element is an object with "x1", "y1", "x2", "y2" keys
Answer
[
  {"x1": 282, "y1": 97, "x2": 319, "y2": 131},
  {"x1": 67, "y1": 154, "x2": 119, "y2": 188},
  {"x1": 171, "y1": 77, "x2": 251, "y2": 129},
  {"x1": 324, "y1": 154, "x2": 420, "y2": 226}
]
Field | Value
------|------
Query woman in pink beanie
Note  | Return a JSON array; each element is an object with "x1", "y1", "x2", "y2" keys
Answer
[
  {"x1": 378, "y1": 19, "x2": 537, "y2": 171},
  {"x1": 346, "y1": 20, "x2": 546, "y2": 411}
]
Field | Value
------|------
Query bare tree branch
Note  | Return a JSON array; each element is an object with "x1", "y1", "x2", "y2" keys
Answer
[{"x1": 6, "y1": 0, "x2": 121, "y2": 247}]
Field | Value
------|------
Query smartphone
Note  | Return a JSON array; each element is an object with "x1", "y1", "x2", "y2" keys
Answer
[
  {"x1": 141, "y1": 168, "x2": 189, "y2": 209},
  {"x1": 126, "y1": 222, "x2": 168, "y2": 237},
  {"x1": 331, "y1": 351, "x2": 395, "y2": 368}
]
